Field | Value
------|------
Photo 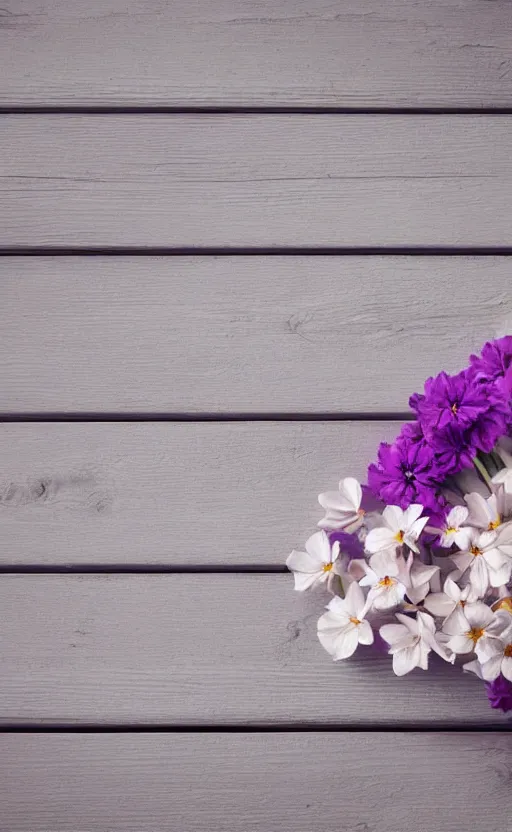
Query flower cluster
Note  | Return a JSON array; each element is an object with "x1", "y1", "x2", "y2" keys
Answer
[{"x1": 286, "y1": 337, "x2": 512, "y2": 711}]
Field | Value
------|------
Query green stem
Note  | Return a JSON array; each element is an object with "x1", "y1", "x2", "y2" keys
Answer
[{"x1": 473, "y1": 456, "x2": 493, "y2": 491}]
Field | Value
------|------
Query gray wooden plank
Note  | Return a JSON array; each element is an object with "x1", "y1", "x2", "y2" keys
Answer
[
  {"x1": 2, "y1": 115, "x2": 512, "y2": 247},
  {"x1": 1, "y1": 733, "x2": 509, "y2": 832},
  {"x1": 0, "y1": 574, "x2": 504, "y2": 725},
  {"x1": 0, "y1": 421, "x2": 399, "y2": 565},
  {"x1": 2, "y1": 256, "x2": 511, "y2": 414},
  {"x1": 2, "y1": 1, "x2": 512, "y2": 108}
]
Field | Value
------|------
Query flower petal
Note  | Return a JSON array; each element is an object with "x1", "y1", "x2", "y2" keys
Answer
[
  {"x1": 331, "y1": 625, "x2": 360, "y2": 660},
  {"x1": 379, "y1": 622, "x2": 408, "y2": 646},
  {"x1": 481, "y1": 653, "x2": 503, "y2": 681},
  {"x1": 392, "y1": 642, "x2": 422, "y2": 676},
  {"x1": 423, "y1": 592, "x2": 455, "y2": 618},
  {"x1": 357, "y1": 619, "x2": 374, "y2": 646}
]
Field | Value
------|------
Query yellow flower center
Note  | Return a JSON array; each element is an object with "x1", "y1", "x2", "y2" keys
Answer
[
  {"x1": 322, "y1": 562, "x2": 333, "y2": 573},
  {"x1": 451, "y1": 402, "x2": 458, "y2": 414},
  {"x1": 468, "y1": 627, "x2": 485, "y2": 644},
  {"x1": 445, "y1": 526, "x2": 457, "y2": 536},
  {"x1": 488, "y1": 516, "x2": 501, "y2": 531},
  {"x1": 378, "y1": 576, "x2": 395, "y2": 589},
  {"x1": 349, "y1": 616, "x2": 361, "y2": 626},
  {"x1": 470, "y1": 545, "x2": 482, "y2": 557},
  {"x1": 357, "y1": 508, "x2": 366, "y2": 517},
  {"x1": 394, "y1": 530, "x2": 405, "y2": 544},
  {"x1": 504, "y1": 644, "x2": 512, "y2": 658},
  {"x1": 492, "y1": 596, "x2": 512, "y2": 613}
]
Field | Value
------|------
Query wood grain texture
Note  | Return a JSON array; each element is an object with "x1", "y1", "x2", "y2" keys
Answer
[
  {"x1": 0, "y1": 574, "x2": 504, "y2": 725},
  {"x1": 1, "y1": 733, "x2": 511, "y2": 832},
  {"x1": 2, "y1": 1, "x2": 512, "y2": 108},
  {"x1": 3, "y1": 115, "x2": 512, "y2": 247},
  {"x1": 0, "y1": 421, "x2": 399, "y2": 565},
  {"x1": 2, "y1": 256, "x2": 511, "y2": 414}
]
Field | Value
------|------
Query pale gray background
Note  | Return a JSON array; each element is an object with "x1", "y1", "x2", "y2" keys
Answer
[{"x1": 1, "y1": 2, "x2": 512, "y2": 830}]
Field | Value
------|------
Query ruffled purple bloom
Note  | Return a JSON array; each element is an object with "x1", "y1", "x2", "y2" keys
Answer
[
  {"x1": 470, "y1": 336, "x2": 512, "y2": 386},
  {"x1": 485, "y1": 674, "x2": 512, "y2": 712},
  {"x1": 432, "y1": 423, "x2": 475, "y2": 476},
  {"x1": 410, "y1": 368, "x2": 509, "y2": 456},
  {"x1": 368, "y1": 422, "x2": 442, "y2": 511}
]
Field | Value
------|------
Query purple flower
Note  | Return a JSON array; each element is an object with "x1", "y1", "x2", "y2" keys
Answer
[
  {"x1": 485, "y1": 674, "x2": 512, "y2": 712},
  {"x1": 470, "y1": 336, "x2": 512, "y2": 385},
  {"x1": 432, "y1": 423, "x2": 475, "y2": 476},
  {"x1": 328, "y1": 530, "x2": 365, "y2": 561},
  {"x1": 410, "y1": 368, "x2": 508, "y2": 455},
  {"x1": 368, "y1": 422, "x2": 441, "y2": 511}
]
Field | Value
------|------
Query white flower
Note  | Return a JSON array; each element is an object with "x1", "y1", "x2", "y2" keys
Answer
[
  {"x1": 462, "y1": 659, "x2": 485, "y2": 679},
  {"x1": 480, "y1": 612, "x2": 512, "y2": 682},
  {"x1": 492, "y1": 440, "x2": 512, "y2": 493},
  {"x1": 442, "y1": 601, "x2": 506, "y2": 661},
  {"x1": 465, "y1": 491, "x2": 504, "y2": 531},
  {"x1": 437, "y1": 505, "x2": 472, "y2": 549},
  {"x1": 359, "y1": 550, "x2": 410, "y2": 610},
  {"x1": 317, "y1": 582, "x2": 373, "y2": 660},
  {"x1": 451, "y1": 527, "x2": 512, "y2": 595},
  {"x1": 286, "y1": 531, "x2": 340, "y2": 591},
  {"x1": 423, "y1": 577, "x2": 478, "y2": 632},
  {"x1": 380, "y1": 611, "x2": 453, "y2": 676},
  {"x1": 318, "y1": 477, "x2": 364, "y2": 532},
  {"x1": 365, "y1": 504, "x2": 428, "y2": 556},
  {"x1": 406, "y1": 560, "x2": 440, "y2": 605}
]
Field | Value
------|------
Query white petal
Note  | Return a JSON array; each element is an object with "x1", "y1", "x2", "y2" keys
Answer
[
  {"x1": 451, "y1": 552, "x2": 473, "y2": 575},
  {"x1": 331, "y1": 625, "x2": 360, "y2": 660},
  {"x1": 463, "y1": 659, "x2": 484, "y2": 679},
  {"x1": 465, "y1": 492, "x2": 492, "y2": 529},
  {"x1": 339, "y1": 477, "x2": 362, "y2": 511},
  {"x1": 286, "y1": 548, "x2": 322, "y2": 574},
  {"x1": 464, "y1": 601, "x2": 495, "y2": 630},
  {"x1": 365, "y1": 527, "x2": 396, "y2": 555},
  {"x1": 370, "y1": 581, "x2": 405, "y2": 610},
  {"x1": 442, "y1": 606, "x2": 470, "y2": 636},
  {"x1": 293, "y1": 570, "x2": 324, "y2": 591},
  {"x1": 357, "y1": 619, "x2": 374, "y2": 646},
  {"x1": 324, "y1": 595, "x2": 348, "y2": 617},
  {"x1": 368, "y1": 549, "x2": 400, "y2": 578},
  {"x1": 344, "y1": 580, "x2": 366, "y2": 617},
  {"x1": 395, "y1": 612, "x2": 420, "y2": 634},
  {"x1": 305, "y1": 531, "x2": 331, "y2": 563},
  {"x1": 444, "y1": 577, "x2": 462, "y2": 603},
  {"x1": 318, "y1": 490, "x2": 342, "y2": 511},
  {"x1": 481, "y1": 653, "x2": 503, "y2": 681},
  {"x1": 423, "y1": 592, "x2": 455, "y2": 618},
  {"x1": 382, "y1": 505, "x2": 404, "y2": 533},
  {"x1": 488, "y1": 562, "x2": 512, "y2": 588},
  {"x1": 446, "y1": 505, "x2": 469, "y2": 528},
  {"x1": 403, "y1": 504, "x2": 425, "y2": 528},
  {"x1": 392, "y1": 642, "x2": 422, "y2": 676},
  {"x1": 468, "y1": 558, "x2": 489, "y2": 597},
  {"x1": 501, "y1": 656, "x2": 512, "y2": 682},
  {"x1": 379, "y1": 622, "x2": 408, "y2": 646},
  {"x1": 476, "y1": 634, "x2": 504, "y2": 663},
  {"x1": 410, "y1": 561, "x2": 439, "y2": 588},
  {"x1": 447, "y1": 634, "x2": 475, "y2": 654}
]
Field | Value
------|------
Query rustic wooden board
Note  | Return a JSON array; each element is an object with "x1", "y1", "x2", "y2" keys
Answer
[
  {"x1": 3, "y1": 115, "x2": 512, "y2": 247},
  {"x1": 1, "y1": 733, "x2": 510, "y2": 832},
  {"x1": 2, "y1": 1, "x2": 512, "y2": 108},
  {"x1": 0, "y1": 574, "x2": 502, "y2": 725},
  {"x1": 2, "y1": 256, "x2": 511, "y2": 414},
  {"x1": 0, "y1": 421, "x2": 399, "y2": 565}
]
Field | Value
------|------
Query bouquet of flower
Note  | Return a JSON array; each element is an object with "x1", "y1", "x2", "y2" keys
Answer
[{"x1": 286, "y1": 337, "x2": 512, "y2": 711}]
